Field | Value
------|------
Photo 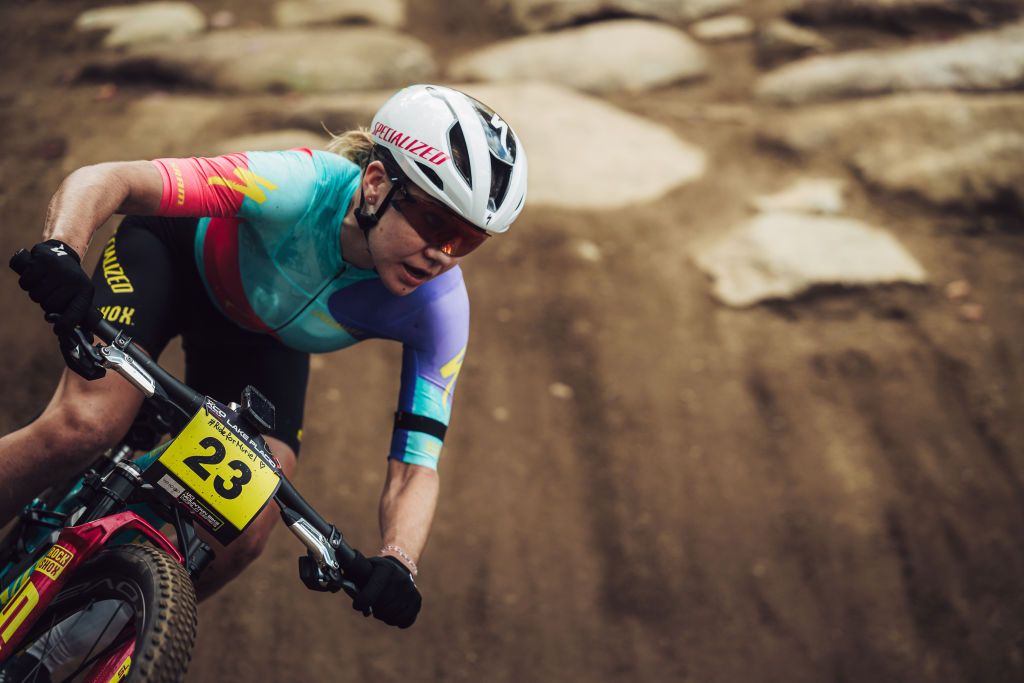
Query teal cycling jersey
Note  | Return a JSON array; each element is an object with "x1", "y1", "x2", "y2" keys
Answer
[{"x1": 151, "y1": 149, "x2": 469, "y2": 469}]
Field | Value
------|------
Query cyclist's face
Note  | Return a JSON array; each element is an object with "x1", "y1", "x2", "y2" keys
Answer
[{"x1": 363, "y1": 170, "x2": 463, "y2": 297}]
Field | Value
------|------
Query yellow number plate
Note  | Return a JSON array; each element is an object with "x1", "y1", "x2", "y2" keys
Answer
[{"x1": 148, "y1": 402, "x2": 280, "y2": 543}]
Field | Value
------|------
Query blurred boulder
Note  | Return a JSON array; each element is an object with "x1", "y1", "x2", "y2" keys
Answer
[
  {"x1": 75, "y1": 2, "x2": 206, "y2": 48},
  {"x1": 494, "y1": 0, "x2": 743, "y2": 31},
  {"x1": 751, "y1": 178, "x2": 845, "y2": 215},
  {"x1": 690, "y1": 14, "x2": 754, "y2": 42},
  {"x1": 274, "y1": 0, "x2": 405, "y2": 28},
  {"x1": 755, "y1": 19, "x2": 831, "y2": 67},
  {"x1": 853, "y1": 131, "x2": 1024, "y2": 214},
  {"x1": 84, "y1": 29, "x2": 435, "y2": 93},
  {"x1": 757, "y1": 20, "x2": 1024, "y2": 104},
  {"x1": 449, "y1": 20, "x2": 708, "y2": 94},
  {"x1": 758, "y1": 93, "x2": 1024, "y2": 214},
  {"x1": 786, "y1": 0, "x2": 1023, "y2": 25},
  {"x1": 693, "y1": 213, "x2": 927, "y2": 307},
  {"x1": 213, "y1": 130, "x2": 328, "y2": 155},
  {"x1": 458, "y1": 82, "x2": 706, "y2": 209}
]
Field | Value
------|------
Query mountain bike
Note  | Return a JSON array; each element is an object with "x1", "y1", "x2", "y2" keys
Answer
[{"x1": 0, "y1": 250, "x2": 372, "y2": 682}]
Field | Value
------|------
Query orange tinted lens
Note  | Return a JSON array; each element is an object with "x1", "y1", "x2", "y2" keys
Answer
[{"x1": 394, "y1": 197, "x2": 488, "y2": 257}]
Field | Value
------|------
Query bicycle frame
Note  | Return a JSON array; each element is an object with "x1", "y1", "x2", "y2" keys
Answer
[{"x1": 0, "y1": 512, "x2": 180, "y2": 663}]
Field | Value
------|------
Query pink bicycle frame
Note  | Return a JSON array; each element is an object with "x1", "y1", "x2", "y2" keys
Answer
[{"x1": 0, "y1": 511, "x2": 183, "y2": 674}]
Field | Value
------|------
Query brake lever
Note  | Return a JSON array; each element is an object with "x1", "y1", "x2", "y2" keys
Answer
[{"x1": 50, "y1": 317, "x2": 106, "y2": 381}]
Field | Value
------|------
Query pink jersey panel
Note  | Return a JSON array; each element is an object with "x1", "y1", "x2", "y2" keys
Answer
[{"x1": 151, "y1": 154, "x2": 251, "y2": 217}]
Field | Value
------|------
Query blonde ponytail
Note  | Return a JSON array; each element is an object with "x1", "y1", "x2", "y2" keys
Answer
[{"x1": 325, "y1": 127, "x2": 376, "y2": 169}]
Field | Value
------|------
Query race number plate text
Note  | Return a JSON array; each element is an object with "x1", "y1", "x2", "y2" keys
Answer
[{"x1": 143, "y1": 399, "x2": 281, "y2": 545}]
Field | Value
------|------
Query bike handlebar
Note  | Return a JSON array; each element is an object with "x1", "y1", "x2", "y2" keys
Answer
[{"x1": 10, "y1": 248, "x2": 369, "y2": 587}]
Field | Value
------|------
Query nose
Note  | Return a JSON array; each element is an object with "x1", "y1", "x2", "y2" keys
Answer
[{"x1": 423, "y1": 244, "x2": 456, "y2": 267}]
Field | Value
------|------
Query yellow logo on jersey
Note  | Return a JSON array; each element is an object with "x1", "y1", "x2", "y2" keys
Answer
[
  {"x1": 208, "y1": 168, "x2": 279, "y2": 204},
  {"x1": 440, "y1": 346, "x2": 466, "y2": 409}
]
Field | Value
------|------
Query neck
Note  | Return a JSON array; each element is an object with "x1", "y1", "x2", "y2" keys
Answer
[{"x1": 340, "y1": 200, "x2": 375, "y2": 270}]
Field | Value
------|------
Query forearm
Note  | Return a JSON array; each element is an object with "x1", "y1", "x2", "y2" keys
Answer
[
  {"x1": 378, "y1": 458, "x2": 439, "y2": 573},
  {"x1": 43, "y1": 161, "x2": 162, "y2": 257}
]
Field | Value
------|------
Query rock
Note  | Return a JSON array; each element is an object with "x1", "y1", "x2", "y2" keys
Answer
[
  {"x1": 213, "y1": 129, "x2": 328, "y2": 155},
  {"x1": 691, "y1": 14, "x2": 754, "y2": 41},
  {"x1": 757, "y1": 93, "x2": 1024, "y2": 214},
  {"x1": 786, "y1": 0, "x2": 1023, "y2": 26},
  {"x1": 572, "y1": 239, "x2": 603, "y2": 262},
  {"x1": 274, "y1": 0, "x2": 405, "y2": 28},
  {"x1": 944, "y1": 280, "x2": 971, "y2": 300},
  {"x1": 750, "y1": 178, "x2": 845, "y2": 215},
  {"x1": 755, "y1": 19, "x2": 831, "y2": 67},
  {"x1": 495, "y1": 0, "x2": 744, "y2": 32},
  {"x1": 457, "y1": 82, "x2": 707, "y2": 209},
  {"x1": 693, "y1": 212, "x2": 927, "y2": 307},
  {"x1": 84, "y1": 28, "x2": 436, "y2": 93},
  {"x1": 75, "y1": 2, "x2": 206, "y2": 48},
  {"x1": 449, "y1": 20, "x2": 708, "y2": 94},
  {"x1": 756, "y1": 20, "x2": 1024, "y2": 104},
  {"x1": 549, "y1": 382, "x2": 575, "y2": 399},
  {"x1": 853, "y1": 131, "x2": 1024, "y2": 213}
]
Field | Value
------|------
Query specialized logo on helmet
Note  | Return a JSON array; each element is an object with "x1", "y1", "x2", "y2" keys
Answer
[{"x1": 372, "y1": 123, "x2": 449, "y2": 166}]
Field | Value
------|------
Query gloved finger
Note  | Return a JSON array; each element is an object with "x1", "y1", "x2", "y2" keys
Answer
[
  {"x1": 351, "y1": 568, "x2": 389, "y2": 614},
  {"x1": 53, "y1": 289, "x2": 95, "y2": 337},
  {"x1": 17, "y1": 268, "x2": 45, "y2": 292}
]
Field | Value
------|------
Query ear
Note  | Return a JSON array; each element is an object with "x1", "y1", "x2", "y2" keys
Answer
[{"x1": 362, "y1": 160, "x2": 389, "y2": 204}]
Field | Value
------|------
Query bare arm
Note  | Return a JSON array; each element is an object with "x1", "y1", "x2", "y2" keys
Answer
[
  {"x1": 43, "y1": 161, "x2": 163, "y2": 258},
  {"x1": 378, "y1": 459, "x2": 439, "y2": 575}
]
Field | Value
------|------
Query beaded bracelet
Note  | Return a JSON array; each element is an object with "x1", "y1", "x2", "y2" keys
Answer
[{"x1": 380, "y1": 544, "x2": 418, "y2": 576}]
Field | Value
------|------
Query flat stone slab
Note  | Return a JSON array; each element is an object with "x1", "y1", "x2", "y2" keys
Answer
[
  {"x1": 458, "y1": 82, "x2": 706, "y2": 209},
  {"x1": 274, "y1": 0, "x2": 405, "y2": 28},
  {"x1": 75, "y1": 2, "x2": 206, "y2": 47},
  {"x1": 750, "y1": 178, "x2": 846, "y2": 215},
  {"x1": 499, "y1": 0, "x2": 744, "y2": 32},
  {"x1": 691, "y1": 14, "x2": 754, "y2": 42},
  {"x1": 449, "y1": 20, "x2": 708, "y2": 94},
  {"x1": 758, "y1": 93, "x2": 1024, "y2": 214},
  {"x1": 85, "y1": 28, "x2": 435, "y2": 93},
  {"x1": 694, "y1": 213, "x2": 927, "y2": 307},
  {"x1": 755, "y1": 18, "x2": 831, "y2": 67},
  {"x1": 756, "y1": 20, "x2": 1024, "y2": 104}
]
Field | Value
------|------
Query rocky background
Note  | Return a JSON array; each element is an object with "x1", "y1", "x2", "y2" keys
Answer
[{"x1": 2, "y1": 0, "x2": 1023, "y2": 681}]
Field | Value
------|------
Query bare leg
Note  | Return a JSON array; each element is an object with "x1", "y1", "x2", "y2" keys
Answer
[
  {"x1": 0, "y1": 367, "x2": 144, "y2": 525},
  {"x1": 193, "y1": 435, "x2": 297, "y2": 601}
]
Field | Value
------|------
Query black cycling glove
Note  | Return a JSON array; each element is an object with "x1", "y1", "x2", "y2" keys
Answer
[
  {"x1": 349, "y1": 553, "x2": 422, "y2": 629},
  {"x1": 16, "y1": 239, "x2": 94, "y2": 336}
]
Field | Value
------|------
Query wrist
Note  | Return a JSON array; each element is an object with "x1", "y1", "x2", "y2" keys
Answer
[{"x1": 379, "y1": 544, "x2": 418, "y2": 577}]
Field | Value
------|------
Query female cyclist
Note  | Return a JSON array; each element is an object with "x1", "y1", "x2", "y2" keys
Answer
[{"x1": 2, "y1": 84, "x2": 528, "y2": 629}]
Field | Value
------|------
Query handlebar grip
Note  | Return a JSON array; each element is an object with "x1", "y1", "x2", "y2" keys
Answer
[
  {"x1": 9, "y1": 249, "x2": 30, "y2": 275},
  {"x1": 336, "y1": 543, "x2": 373, "y2": 589}
]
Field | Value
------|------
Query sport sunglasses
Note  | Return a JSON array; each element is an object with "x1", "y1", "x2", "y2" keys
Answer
[{"x1": 388, "y1": 182, "x2": 489, "y2": 258}]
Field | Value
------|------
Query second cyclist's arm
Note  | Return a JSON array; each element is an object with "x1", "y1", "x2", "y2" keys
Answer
[{"x1": 43, "y1": 161, "x2": 163, "y2": 258}]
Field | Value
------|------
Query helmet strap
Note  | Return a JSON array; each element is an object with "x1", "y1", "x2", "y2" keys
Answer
[{"x1": 354, "y1": 178, "x2": 402, "y2": 273}]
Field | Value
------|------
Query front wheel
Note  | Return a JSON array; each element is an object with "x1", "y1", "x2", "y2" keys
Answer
[{"x1": 1, "y1": 544, "x2": 197, "y2": 682}]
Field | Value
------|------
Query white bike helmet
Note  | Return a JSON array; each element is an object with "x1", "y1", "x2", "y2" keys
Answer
[{"x1": 368, "y1": 84, "x2": 528, "y2": 235}]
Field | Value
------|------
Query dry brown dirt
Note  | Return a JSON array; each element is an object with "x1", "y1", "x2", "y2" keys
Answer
[{"x1": 2, "y1": 1, "x2": 1023, "y2": 682}]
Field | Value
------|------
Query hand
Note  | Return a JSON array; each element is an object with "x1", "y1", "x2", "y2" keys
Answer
[
  {"x1": 15, "y1": 240, "x2": 94, "y2": 336},
  {"x1": 349, "y1": 553, "x2": 422, "y2": 629}
]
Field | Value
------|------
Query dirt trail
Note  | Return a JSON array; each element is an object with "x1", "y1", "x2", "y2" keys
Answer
[{"x1": 1, "y1": 2, "x2": 1023, "y2": 682}]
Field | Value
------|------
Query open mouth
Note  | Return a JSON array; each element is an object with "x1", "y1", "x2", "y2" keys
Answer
[{"x1": 403, "y1": 263, "x2": 430, "y2": 281}]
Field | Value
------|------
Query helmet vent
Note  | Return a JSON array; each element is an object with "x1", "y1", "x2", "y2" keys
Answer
[
  {"x1": 447, "y1": 122, "x2": 472, "y2": 187},
  {"x1": 488, "y1": 153, "x2": 512, "y2": 212},
  {"x1": 415, "y1": 162, "x2": 444, "y2": 190}
]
